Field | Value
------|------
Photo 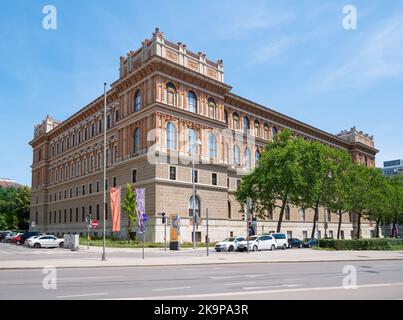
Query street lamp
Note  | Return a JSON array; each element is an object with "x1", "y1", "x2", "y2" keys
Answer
[{"x1": 191, "y1": 139, "x2": 202, "y2": 250}]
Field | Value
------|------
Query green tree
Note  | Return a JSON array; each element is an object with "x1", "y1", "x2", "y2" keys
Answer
[
  {"x1": 236, "y1": 129, "x2": 305, "y2": 232},
  {"x1": 297, "y1": 141, "x2": 347, "y2": 238},
  {"x1": 386, "y1": 175, "x2": 403, "y2": 237},
  {"x1": 122, "y1": 183, "x2": 137, "y2": 241}
]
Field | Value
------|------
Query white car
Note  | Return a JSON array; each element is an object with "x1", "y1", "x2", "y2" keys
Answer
[
  {"x1": 269, "y1": 233, "x2": 289, "y2": 250},
  {"x1": 27, "y1": 235, "x2": 64, "y2": 248},
  {"x1": 215, "y1": 236, "x2": 245, "y2": 252},
  {"x1": 238, "y1": 235, "x2": 277, "y2": 252}
]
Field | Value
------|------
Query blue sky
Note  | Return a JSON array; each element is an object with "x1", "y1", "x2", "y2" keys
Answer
[{"x1": 1, "y1": 0, "x2": 402, "y2": 186}]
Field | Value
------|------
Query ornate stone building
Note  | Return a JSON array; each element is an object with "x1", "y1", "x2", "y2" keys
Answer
[{"x1": 29, "y1": 29, "x2": 378, "y2": 242}]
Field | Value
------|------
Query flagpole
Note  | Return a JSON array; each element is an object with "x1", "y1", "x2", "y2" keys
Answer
[{"x1": 102, "y1": 83, "x2": 107, "y2": 261}]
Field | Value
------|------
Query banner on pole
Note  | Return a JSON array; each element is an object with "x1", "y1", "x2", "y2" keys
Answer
[
  {"x1": 136, "y1": 188, "x2": 146, "y2": 232},
  {"x1": 170, "y1": 215, "x2": 181, "y2": 241},
  {"x1": 110, "y1": 187, "x2": 121, "y2": 232}
]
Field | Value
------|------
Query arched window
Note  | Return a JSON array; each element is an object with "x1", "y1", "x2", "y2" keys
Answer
[
  {"x1": 255, "y1": 150, "x2": 261, "y2": 166},
  {"x1": 243, "y1": 116, "x2": 250, "y2": 134},
  {"x1": 264, "y1": 123, "x2": 269, "y2": 139},
  {"x1": 188, "y1": 128, "x2": 197, "y2": 153},
  {"x1": 272, "y1": 126, "x2": 278, "y2": 139},
  {"x1": 188, "y1": 195, "x2": 200, "y2": 217},
  {"x1": 234, "y1": 145, "x2": 240, "y2": 166},
  {"x1": 134, "y1": 90, "x2": 141, "y2": 112},
  {"x1": 208, "y1": 133, "x2": 217, "y2": 158},
  {"x1": 166, "y1": 122, "x2": 177, "y2": 150},
  {"x1": 228, "y1": 201, "x2": 232, "y2": 219},
  {"x1": 254, "y1": 120, "x2": 260, "y2": 137},
  {"x1": 133, "y1": 128, "x2": 140, "y2": 154},
  {"x1": 187, "y1": 91, "x2": 197, "y2": 113},
  {"x1": 208, "y1": 98, "x2": 216, "y2": 118},
  {"x1": 225, "y1": 143, "x2": 230, "y2": 163},
  {"x1": 233, "y1": 113, "x2": 240, "y2": 130},
  {"x1": 285, "y1": 205, "x2": 290, "y2": 221},
  {"x1": 245, "y1": 147, "x2": 251, "y2": 170},
  {"x1": 224, "y1": 110, "x2": 228, "y2": 124},
  {"x1": 166, "y1": 82, "x2": 177, "y2": 106}
]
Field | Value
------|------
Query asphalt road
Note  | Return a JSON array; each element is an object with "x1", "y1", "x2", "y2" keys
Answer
[{"x1": 1, "y1": 260, "x2": 402, "y2": 300}]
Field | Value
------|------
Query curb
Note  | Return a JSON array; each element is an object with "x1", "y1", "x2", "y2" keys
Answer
[{"x1": 1, "y1": 257, "x2": 403, "y2": 271}]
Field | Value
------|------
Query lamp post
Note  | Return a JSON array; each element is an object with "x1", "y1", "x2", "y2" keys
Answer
[
  {"x1": 191, "y1": 139, "x2": 202, "y2": 250},
  {"x1": 101, "y1": 82, "x2": 107, "y2": 261}
]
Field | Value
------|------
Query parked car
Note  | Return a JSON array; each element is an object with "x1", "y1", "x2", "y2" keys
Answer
[
  {"x1": 302, "y1": 238, "x2": 318, "y2": 248},
  {"x1": 3, "y1": 232, "x2": 17, "y2": 243},
  {"x1": 269, "y1": 233, "x2": 289, "y2": 250},
  {"x1": 0, "y1": 231, "x2": 12, "y2": 241},
  {"x1": 215, "y1": 236, "x2": 244, "y2": 252},
  {"x1": 9, "y1": 233, "x2": 23, "y2": 244},
  {"x1": 288, "y1": 238, "x2": 302, "y2": 248},
  {"x1": 27, "y1": 235, "x2": 64, "y2": 248},
  {"x1": 238, "y1": 235, "x2": 277, "y2": 252},
  {"x1": 18, "y1": 231, "x2": 41, "y2": 245}
]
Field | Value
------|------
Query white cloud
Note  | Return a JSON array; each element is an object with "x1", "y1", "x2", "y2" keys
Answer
[{"x1": 316, "y1": 13, "x2": 403, "y2": 92}]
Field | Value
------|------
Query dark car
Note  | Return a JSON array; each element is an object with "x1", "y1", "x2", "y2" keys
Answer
[
  {"x1": 302, "y1": 238, "x2": 318, "y2": 248},
  {"x1": 0, "y1": 231, "x2": 12, "y2": 241},
  {"x1": 288, "y1": 238, "x2": 302, "y2": 248},
  {"x1": 18, "y1": 231, "x2": 41, "y2": 245}
]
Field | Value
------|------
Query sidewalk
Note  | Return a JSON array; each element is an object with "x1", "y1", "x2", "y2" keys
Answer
[{"x1": 1, "y1": 246, "x2": 403, "y2": 270}]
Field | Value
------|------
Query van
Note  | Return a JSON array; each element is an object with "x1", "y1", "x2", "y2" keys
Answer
[{"x1": 269, "y1": 233, "x2": 289, "y2": 249}]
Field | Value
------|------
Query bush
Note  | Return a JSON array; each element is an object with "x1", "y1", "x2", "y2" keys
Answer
[{"x1": 319, "y1": 238, "x2": 403, "y2": 250}]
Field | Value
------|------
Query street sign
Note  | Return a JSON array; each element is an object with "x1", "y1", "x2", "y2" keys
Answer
[{"x1": 91, "y1": 220, "x2": 99, "y2": 228}]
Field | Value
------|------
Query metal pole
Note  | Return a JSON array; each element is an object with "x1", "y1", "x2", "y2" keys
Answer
[
  {"x1": 101, "y1": 83, "x2": 107, "y2": 261},
  {"x1": 164, "y1": 216, "x2": 167, "y2": 252},
  {"x1": 206, "y1": 208, "x2": 209, "y2": 256},
  {"x1": 142, "y1": 226, "x2": 145, "y2": 259},
  {"x1": 192, "y1": 150, "x2": 196, "y2": 250},
  {"x1": 87, "y1": 222, "x2": 89, "y2": 250},
  {"x1": 246, "y1": 198, "x2": 251, "y2": 254}
]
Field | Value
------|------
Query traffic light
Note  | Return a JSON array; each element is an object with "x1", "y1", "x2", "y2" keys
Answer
[
  {"x1": 242, "y1": 214, "x2": 245, "y2": 221},
  {"x1": 161, "y1": 212, "x2": 166, "y2": 224}
]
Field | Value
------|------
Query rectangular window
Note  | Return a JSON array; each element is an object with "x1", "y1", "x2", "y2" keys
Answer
[
  {"x1": 54, "y1": 211, "x2": 56, "y2": 224},
  {"x1": 59, "y1": 210, "x2": 61, "y2": 223},
  {"x1": 89, "y1": 205, "x2": 92, "y2": 216},
  {"x1": 169, "y1": 166, "x2": 176, "y2": 180},
  {"x1": 96, "y1": 181, "x2": 100, "y2": 192},
  {"x1": 91, "y1": 123, "x2": 95, "y2": 137},
  {"x1": 107, "y1": 114, "x2": 111, "y2": 129},
  {"x1": 64, "y1": 190, "x2": 67, "y2": 199},
  {"x1": 227, "y1": 178, "x2": 230, "y2": 188},
  {"x1": 59, "y1": 192, "x2": 62, "y2": 201},
  {"x1": 236, "y1": 179, "x2": 241, "y2": 189},
  {"x1": 287, "y1": 231, "x2": 292, "y2": 239},
  {"x1": 82, "y1": 185, "x2": 86, "y2": 196},
  {"x1": 329, "y1": 230, "x2": 334, "y2": 238},
  {"x1": 212, "y1": 173, "x2": 217, "y2": 186},
  {"x1": 82, "y1": 207, "x2": 85, "y2": 221},
  {"x1": 76, "y1": 208, "x2": 79, "y2": 222},
  {"x1": 69, "y1": 188, "x2": 72, "y2": 198},
  {"x1": 302, "y1": 231, "x2": 308, "y2": 239},
  {"x1": 351, "y1": 230, "x2": 355, "y2": 239},
  {"x1": 192, "y1": 170, "x2": 198, "y2": 184},
  {"x1": 50, "y1": 194, "x2": 52, "y2": 202},
  {"x1": 69, "y1": 209, "x2": 72, "y2": 222},
  {"x1": 89, "y1": 183, "x2": 92, "y2": 194},
  {"x1": 96, "y1": 204, "x2": 100, "y2": 220},
  {"x1": 105, "y1": 179, "x2": 108, "y2": 191},
  {"x1": 132, "y1": 170, "x2": 137, "y2": 183},
  {"x1": 49, "y1": 212, "x2": 52, "y2": 224},
  {"x1": 341, "y1": 230, "x2": 345, "y2": 239},
  {"x1": 75, "y1": 187, "x2": 79, "y2": 197},
  {"x1": 115, "y1": 110, "x2": 120, "y2": 122},
  {"x1": 105, "y1": 203, "x2": 108, "y2": 220},
  {"x1": 113, "y1": 177, "x2": 116, "y2": 188},
  {"x1": 64, "y1": 209, "x2": 67, "y2": 223}
]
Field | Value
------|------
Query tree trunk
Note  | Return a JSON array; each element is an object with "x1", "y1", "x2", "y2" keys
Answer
[
  {"x1": 337, "y1": 210, "x2": 342, "y2": 239},
  {"x1": 310, "y1": 205, "x2": 319, "y2": 239},
  {"x1": 392, "y1": 213, "x2": 398, "y2": 237},
  {"x1": 276, "y1": 195, "x2": 288, "y2": 233},
  {"x1": 126, "y1": 219, "x2": 131, "y2": 243},
  {"x1": 356, "y1": 212, "x2": 362, "y2": 239},
  {"x1": 375, "y1": 213, "x2": 381, "y2": 238}
]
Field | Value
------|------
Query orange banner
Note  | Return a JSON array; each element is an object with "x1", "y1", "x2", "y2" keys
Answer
[{"x1": 110, "y1": 187, "x2": 121, "y2": 232}]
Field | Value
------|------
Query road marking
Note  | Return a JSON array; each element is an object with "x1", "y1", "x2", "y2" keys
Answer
[
  {"x1": 57, "y1": 292, "x2": 108, "y2": 299},
  {"x1": 113, "y1": 282, "x2": 403, "y2": 300},
  {"x1": 152, "y1": 286, "x2": 191, "y2": 291},
  {"x1": 59, "y1": 276, "x2": 125, "y2": 281},
  {"x1": 243, "y1": 284, "x2": 301, "y2": 290},
  {"x1": 224, "y1": 282, "x2": 257, "y2": 286}
]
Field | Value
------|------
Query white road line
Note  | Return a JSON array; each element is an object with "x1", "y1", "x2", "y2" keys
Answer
[
  {"x1": 224, "y1": 282, "x2": 257, "y2": 286},
  {"x1": 152, "y1": 286, "x2": 191, "y2": 291},
  {"x1": 112, "y1": 282, "x2": 403, "y2": 300},
  {"x1": 210, "y1": 275, "x2": 243, "y2": 280},
  {"x1": 243, "y1": 284, "x2": 301, "y2": 290},
  {"x1": 57, "y1": 292, "x2": 108, "y2": 299},
  {"x1": 59, "y1": 276, "x2": 125, "y2": 281}
]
